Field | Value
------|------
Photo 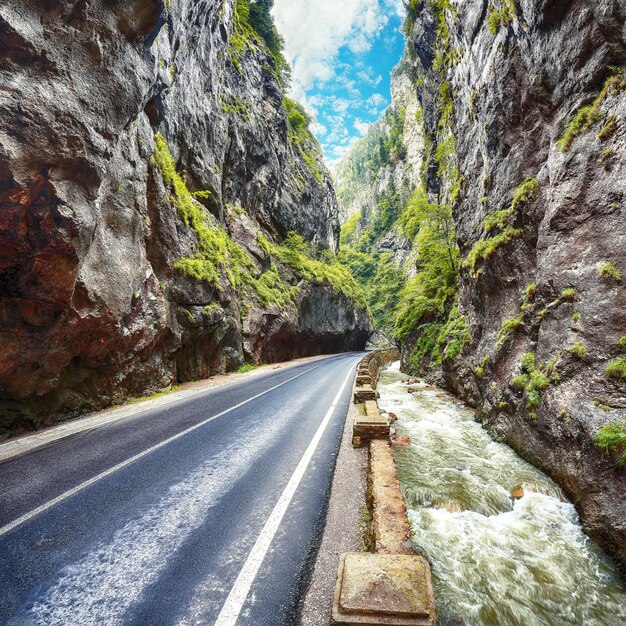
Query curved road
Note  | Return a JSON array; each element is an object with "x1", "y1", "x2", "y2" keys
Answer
[{"x1": 0, "y1": 352, "x2": 363, "y2": 626}]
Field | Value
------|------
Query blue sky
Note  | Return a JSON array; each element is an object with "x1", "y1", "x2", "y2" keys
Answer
[{"x1": 272, "y1": 0, "x2": 406, "y2": 166}]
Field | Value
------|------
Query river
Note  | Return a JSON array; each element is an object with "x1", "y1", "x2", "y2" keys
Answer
[{"x1": 377, "y1": 362, "x2": 626, "y2": 626}]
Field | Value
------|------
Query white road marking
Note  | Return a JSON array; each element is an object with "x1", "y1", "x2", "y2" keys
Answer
[
  {"x1": 0, "y1": 363, "x2": 325, "y2": 538},
  {"x1": 213, "y1": 363, "x2": 356, "y2": 626},
  {"x1": 26, "y1": 405, "x2": 290, "y2": 626}
]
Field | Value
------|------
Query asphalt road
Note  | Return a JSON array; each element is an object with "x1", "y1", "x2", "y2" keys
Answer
[{"x1": 0, "y1": 352, "x2": 363, "y2": 626}]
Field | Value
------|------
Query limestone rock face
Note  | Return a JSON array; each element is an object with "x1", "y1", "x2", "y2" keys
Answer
[
  {"x1": 0, "y1": 0, "x2": 371, "y2": 434},
  {"x1": 407, "y1": 0, "x2": 626, "y2": 574}
]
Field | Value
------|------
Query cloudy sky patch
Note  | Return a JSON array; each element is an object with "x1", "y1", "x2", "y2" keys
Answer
[{"x1": 273, "y1": 0, "x2": 405, "y2": 166}]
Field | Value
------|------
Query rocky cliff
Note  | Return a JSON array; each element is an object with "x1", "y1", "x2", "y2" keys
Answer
[
  {"x1": 0, "y1": 0, "x2": 371, "y2": 436},
  {"x1": 338, "y1": 0, "x2": 626, "y2": 578},
  {"x1": 400, "y1": 0, "x2": 626, "y2": 575}
]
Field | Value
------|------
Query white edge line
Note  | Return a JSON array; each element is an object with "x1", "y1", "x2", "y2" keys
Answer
[
  {"x1": 213, "y1": 362, "x2": 356, "y2": 626},
  {"x1": 0, "y1": 363, "x2": 327, "y2": 538}
]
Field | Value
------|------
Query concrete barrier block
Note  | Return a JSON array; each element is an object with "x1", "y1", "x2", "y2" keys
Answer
[
  {"x1": 352, "y1": 417, "x2": 390, "y2": 448},
  {"x1": 370, "y1": 440, "x2": 412, "y2": 555},
  {"x1": 332, "y1": 553, "x2": 436, "y2": 625},
  {"x1": 353, "y1": 386, "x2": 377, "y2": 403},
  {"x1": 364, "y1": 401, "x2": 380, "y2": 418}
]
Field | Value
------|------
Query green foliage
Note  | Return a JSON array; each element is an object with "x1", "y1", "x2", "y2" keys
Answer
[
  {"x1": 560, "y1": 287, "x2": 577, "y2": 301},
  {"x1": 464, "y1": 178, "x2": 538, "y2": 276},
  {"x1": 340, "y1": 211, "x2": 361, "y2": 245},
  {"x1": 496, "y1": 315, "x2": 523, "y2": 347},
  {"x1": 128, "y1": 385, "x2": 180, "y2": 404},
  {"x1": 153, "y1": 134, "x2": 300, "y2": 307},
  {"x1": 558, "y1": 70, "x2": 626, "y2": 152},
  {"x1": 367, "y1": 254, "x2": 407, "y2": 331},
  {"x1": 334, "y1": 105, "x2": 409, "y2": 210},
  {"x1": 221, "y1": 95, "x2": 251, "y2": 120},
  {"x1": 487, "y1": 0, "x2": 517, "y2": 35},
  {"x1": 337, "y1": 183, "x2": 408, "y2": 333},
  {"x1": 512, "y1": 374, "x2": 529, "y2": 390},
  {"x1": 396, "y1": 186, "x2": 465, "y2": 369},
  {"x1": 439, "y1": 309, "x2": 471, "y2": 361},
  {"x1": 597, "y1": 115, "x2": 618, "y2": 141},
  {"x1": 568, "y1": 342, "x2": 587, "y2": 359},
  {"x1": 230, "y1": 0, "x2": 290, "y2": 86},
  {"x1": 617, "y1": 336, "x2": 626, "y2": 350},
  {"x1": 403, "y1": 0, "x2": 421, "y2": 34},
  {"x1": 521, "y1": 351, "x2": 536, "y2": 372},
  {"x1": 511, "y1": 350, "x2": 558, "y2": 416},
  {"x1": 521, "y1": 283, "x2": 537, "y2": 313},
  {"x1": 475, "y1": 354, "x2": 490, "y2": 378},
  {"x1": 606, "y1": 357, "x2": 626, "y2": 380},
  {"x1": 252, "y1": 264, "x2": 299, "y2": 308},
  {"x1": 464, "y1": 227, "x2": 523, "y2": 276},
  {"x1": 153, "y1": 133, "x2": 236, "y2": 287},
  {"x1": 260, "y1": 232, "x2": 367, "y2": 308},
  {"x1": 528, "y1": 370, "x2": 551, "y2": 392},
  {"x1": 599, "y1": 261, "x2": 623, "y2": 282},
  {"x1": 484, "y1": 208, "x2": 512, "y2": 233},
  {"x1": 572, "y1": 311, "x2": 581, "y2": 323},
  {"x1": 283, "y1": 97, "x2": 324, "y2": 183},
  {"x1": 237, "y1": 363, "x2": 258, "y2": 373},
  {"x1": 229, "y1": 0, "x2": 259, "y2": 73},
  {"x1": 558, "y1": 106, "x2": 602, "y2": 152},
  {"x1": 396, "y1": 189, "x2": 459, "y2": 342},
  {"x1": 431, "y1": 0, "x2": 458, "y2": 71},
  {"x1": 594, "y1": 421, "x2": 626, "y2": 467},
  {"x1": 511, "y1": 178, "x2": 539, "y2": 211}
]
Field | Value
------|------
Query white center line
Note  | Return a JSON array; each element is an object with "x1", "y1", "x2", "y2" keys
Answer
[
  {"x1": 0, "y1": 363, "x2": 326, "y2": 538},
  {"x1": 213, "y1": 362, "x2": 356, "y2": 626}
]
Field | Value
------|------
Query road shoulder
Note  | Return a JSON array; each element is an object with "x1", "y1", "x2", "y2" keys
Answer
[{"x1": 300, "y1": 381, "x2": 368, "y2": 625}]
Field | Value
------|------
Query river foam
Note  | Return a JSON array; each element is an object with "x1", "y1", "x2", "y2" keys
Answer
[{"x1": 378, "y1": 362, "x2": 626, "y2": 626}]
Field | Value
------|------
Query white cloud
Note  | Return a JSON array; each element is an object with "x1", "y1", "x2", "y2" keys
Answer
[
  {"x1": 354, "y1": 118, "x2": 371, "y2": 136},
  {"x1": 272, "y1": 0, "x2": 404, "y2": 164},
  {"x1": 356, "y1": 70, "x2": 383, "y2": 87},
  {"x1": 365, "y1": 92, "x2": 388, "y2": 116},
  {"x1": 368, "y1": 93, "x2": 386, "y2": 107},
  {"x1": 332, "y1": 98, "x2": 351, "y2": 113},
  {"x1": 325, "y1": 137, "x2": 361, "y2": 168},
  {"x1": 312, "y1": 121, "x2": 328, "y2": 136},
  {"x1": 273, "y1": 0, "x2": 389, "y2": 94}
]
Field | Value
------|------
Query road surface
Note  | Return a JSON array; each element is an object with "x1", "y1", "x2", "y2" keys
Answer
[{"x1": 0, "y1": 352, "x2": 363, "y2": 626}]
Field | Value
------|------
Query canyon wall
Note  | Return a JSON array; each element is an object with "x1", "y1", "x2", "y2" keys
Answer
[
  {"x1": 411, "y1": 0, "x2": 626, "y2": 575},
  {"x1": 0, "y1": 0, "x2": 371, "y2": 435},
  {"x1": 339, "y1": 0, "x2": 626, "y2": 576}
]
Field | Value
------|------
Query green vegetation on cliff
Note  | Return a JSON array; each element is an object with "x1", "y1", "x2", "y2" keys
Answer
[
  {"x1": 337, "y1": 182, "x2": 408, "y2": 334},
  {"x1": 395, "y1": 188, "x2": 464, "y2": 368},
  {"x1": 464, "y1": 178, "x2": 538, "y2": 277},
  {"x1": 337, "y1": 36, "x2": 467, "y2": 366},
  {"x1": 283, "y1": 97, "x2": 324, "y2": 183},
  {"x1": 260, "y1": 232, "x2": 367, "y2": 308},
  {"x1": 152, "y1": 134, "x2": 364, "y2": 309},
  {"x1": 558, "y1": 69, "x2": 626, "y2": 152},
  {"x1": 230, "y1": 0, "x2": 290, "y2": 86},
  {"x1": 595, "y1": 422, "x2": 626, "y2": 467},
  {"x1": 334, "y1": 107, "x2": 407, "y2": 211}
]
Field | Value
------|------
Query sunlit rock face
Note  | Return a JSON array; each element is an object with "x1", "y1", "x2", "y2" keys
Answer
[
  {"x1": 0, "y1": 0, "x2": 371, "y2": 434},
  {"x1": 406, "y1": 0, "x2": 626, "y2": 575}
]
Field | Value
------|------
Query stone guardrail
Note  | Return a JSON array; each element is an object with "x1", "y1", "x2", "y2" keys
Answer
[{"x1": 331, "y1": 349, "x2": 437, "y2": 626}]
